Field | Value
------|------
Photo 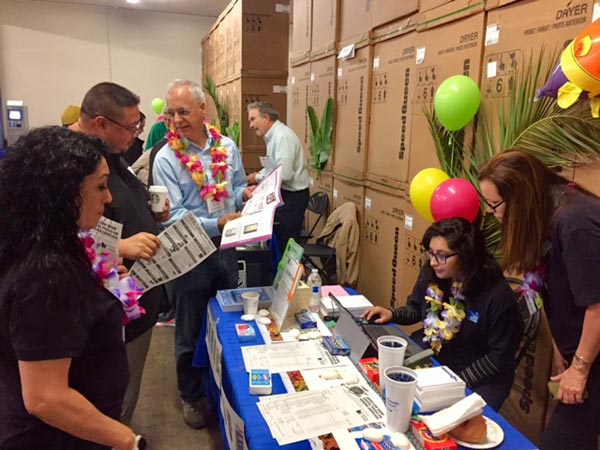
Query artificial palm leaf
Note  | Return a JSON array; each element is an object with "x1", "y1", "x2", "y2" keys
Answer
[
  {"x1": 203, "y1": 76, "x2": 229, "y2": 135},
  {"x1": 307, "y1": 98, "x2": 335, "y2": 176}
]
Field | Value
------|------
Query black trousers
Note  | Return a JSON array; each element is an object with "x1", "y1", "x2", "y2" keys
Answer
[{"x1": 274, "y1": 188, "x2": 310, "y2": 252}]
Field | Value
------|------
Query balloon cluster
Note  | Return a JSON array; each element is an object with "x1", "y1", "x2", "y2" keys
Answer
[
  {"x1": 537, "y1": 20, "x2": 600, "y2": 117},
  {"x1": 409, "y1": 168, "x2": 480, "y2": 223}
]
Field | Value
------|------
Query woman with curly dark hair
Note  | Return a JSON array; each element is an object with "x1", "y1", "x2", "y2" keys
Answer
[
  {"x1": 0, "y1": 127, "x2": 141, "y2": 449},
  {"x1": 363, "y1": 217, "x2": 522, "y2": 410}
]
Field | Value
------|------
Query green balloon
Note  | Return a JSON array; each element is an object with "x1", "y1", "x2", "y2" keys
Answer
[
  {"x1": 434, "y1": 75, "x2": 481, "y2": 131},
  {"x1": 151, "y1": 97, "x2": 165, "y2": 115}
]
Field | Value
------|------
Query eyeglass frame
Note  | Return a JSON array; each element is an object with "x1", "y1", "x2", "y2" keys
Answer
[
  {"x1": 82, "y1": 107, "x2": 143, "y2": 136},
  {"x1": 162, "y1": 107, "x2": 193, "y2": 119},
  {"x1": 424, "y1": 249, "x2": 458, "y2": 265},
  {"x1": 485, "y1": 199, "x2": 505, "y2": 212},
  {"x1": 100, "y1": 114, "x2": 143, "y2": 136}
]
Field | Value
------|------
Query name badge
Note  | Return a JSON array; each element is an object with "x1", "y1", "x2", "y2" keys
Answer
[
  {"x1": 467, "y1": 310, "x2": 479, "y2": 324},
  {"x1": 207, "y1": 197, "x2": 226, "y2": 214}
]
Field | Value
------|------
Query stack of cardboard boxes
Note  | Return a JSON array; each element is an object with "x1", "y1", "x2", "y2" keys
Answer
[
  {"x1": 285, "y1": 0, "x2": 600, "y2": 445},
  {"x1": 202, "y1": 0, "x2": 290, "y2": 172}
]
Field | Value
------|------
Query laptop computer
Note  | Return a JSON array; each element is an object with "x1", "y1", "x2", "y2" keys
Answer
[{"x1": 330, "y1": 293, "x2": 433, "y2": 366}]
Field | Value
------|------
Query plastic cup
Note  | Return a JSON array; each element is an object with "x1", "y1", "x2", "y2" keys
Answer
[
  {"x1": 149, "y1": 185, "x2": 168, "y2": 212},
  {"x1": 377, "y1": 335, "x2": 407, "y2": 390},
  {"x1": 241, "y1": 292, "x2": 259, "y2": 316},
  {"x1": 383, "y1": 366, "x2": 418, "y2": 433}
]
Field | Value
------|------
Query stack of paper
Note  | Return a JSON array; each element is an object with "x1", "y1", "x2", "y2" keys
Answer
[
  {"x1": 415, "y1": 366, "x2": 466, "y2": 413},
  {"x1": 320, "y1": 294, "x2": 373, "y2": 317}
]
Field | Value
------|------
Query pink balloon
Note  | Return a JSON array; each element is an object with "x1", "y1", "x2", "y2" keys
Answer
[{"x1": 430, "y1": 178, "x2": 480, "y2": 223}]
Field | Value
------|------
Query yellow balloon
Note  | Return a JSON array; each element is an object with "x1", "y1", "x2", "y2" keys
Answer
[{"x1": 409, "y1": 168, "x2": 449, "y2": 222}]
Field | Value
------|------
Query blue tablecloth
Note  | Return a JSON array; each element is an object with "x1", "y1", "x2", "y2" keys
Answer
[{"x1": 201, "y1": 297, "x2": 538, "y2": 450}]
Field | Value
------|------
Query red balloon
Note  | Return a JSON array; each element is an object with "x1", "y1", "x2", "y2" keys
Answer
[{"x1": 430, "y1": 178, "x2": 480, "y2": 223}]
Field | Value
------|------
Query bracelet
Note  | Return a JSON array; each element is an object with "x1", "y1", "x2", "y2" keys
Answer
[
  {"x1": 131, "y1": 435, "x2": 146, "y2": 450},
  {"x1": 573, "y1": 353, "x2": 590, "y2": 367}
]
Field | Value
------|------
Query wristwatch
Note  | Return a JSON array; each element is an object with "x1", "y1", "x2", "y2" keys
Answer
[{"x1": 573, "y1": 353, "x2": 590, "y2": 367}]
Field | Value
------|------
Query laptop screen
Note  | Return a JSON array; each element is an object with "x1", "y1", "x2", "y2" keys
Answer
[{"x1": 331, "y1": 297, "x2": 372, "y2": 363}]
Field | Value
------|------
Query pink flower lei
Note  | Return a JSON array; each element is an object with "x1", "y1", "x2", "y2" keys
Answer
[
  {"x1": 167, "y1": 122, "x2": 230, "y2": 202},
  {"x1": 79, "y1": 231, "x2": 145, "y2": 325}
]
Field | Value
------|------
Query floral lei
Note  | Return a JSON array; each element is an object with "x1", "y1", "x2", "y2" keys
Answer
[
  {"x1": 167, "y1": 122, "x2": 229, "y2": 202},
  {"x1": 423, "y1": 282, "x2": 466, "y2": 353},
  {"x1": 79, "y1": 231, "x2": 145, "y2": 325}
]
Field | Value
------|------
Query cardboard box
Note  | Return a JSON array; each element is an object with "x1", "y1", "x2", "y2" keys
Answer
[
  {"x1": 338, "y1": 0, "x2": 372, "y2": 43},
  {"x1": 332, "y1": 172, "x2": 365, "y2": 224},
  {"x1": 481, "y1": 0, "x2": 595, "y2": 103},
  {"x1": 290, "y1": 0, "x2": 311, "y2": 65},
  {"x1": 241, "y1": 148, "x2": 264, "y2": 173},
  {"x1": 368, "y1": 22, "x2": 417, "y2": 186},
  {"x1": 311, "y1": 0, "x2": 339, "y2": 58},
  {"x1": 333, "y1": 39, "x2": 372, "y2": 180},
  {"x1": 408, "y1": 9, "x2": 485, "y2": 181},
  {"x1": 226, "y1": 75, "x2": 288, "y2": 150},
  {"x1": 289, "y1": 63, "x2": 311, "y2": 160},
  {"x1": 499, "y1": 309, "x2": 554, "y2": 447},
  {"x1": 485, "y1": 0, "x2": 526, "y2": 10},
  {"x1": 308, "y1": 55, "x2": 337, "y2": 171},
  {"x1": 207, "y1": 0, "x2": 290, "y2": 82},
  {"x1": 418, "y1": 0, "x2": 454, "y2": 13},
  {"x1": 371, "y1": 0, "x2": 418, "y2": 29},
  {"x1": 573, "y1": 161, "x2": 600, "y2": 196},
  {"x1": 202, "y1": 34, "x2": 215, "y2": 83},
  {"x1": 305, "y1": 169, "x2": 333, "y2": 242},
  {"x1": 359, "y1": 187, "x2": 409, "y2": 309}
]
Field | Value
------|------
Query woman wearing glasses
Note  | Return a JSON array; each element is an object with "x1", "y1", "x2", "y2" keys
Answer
[
  {"x1": 363, "y1": 217, "x2": 522, "y2": 411},
  {"x1": 478, "y1": 150, "x2": 600, "y2": 450}
]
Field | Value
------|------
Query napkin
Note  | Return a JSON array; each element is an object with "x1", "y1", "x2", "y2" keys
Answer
[{"x1": 419, "y1": 393, "x2": 486, "y2": 436}]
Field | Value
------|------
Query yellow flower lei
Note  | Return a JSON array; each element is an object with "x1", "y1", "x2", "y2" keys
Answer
[{"x1": 423, "y1": 282, "x2": 466, "y2": 353}]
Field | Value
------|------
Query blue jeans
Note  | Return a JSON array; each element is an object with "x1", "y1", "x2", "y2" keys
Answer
[{"x1": 173, "y1": 248, "x2": 237, "y2": 403}]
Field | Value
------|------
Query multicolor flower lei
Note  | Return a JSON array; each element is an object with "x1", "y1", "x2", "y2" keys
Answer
[
  {"x1": 79, "y1": 231, "x2": 145, "y2": 325},
  {"x1": 519, "y1": 262, "x2": 546, "y2": 311},
  {"x1": 423, "y1": 282, "x2": 466, "y2": 353},
  {"x1": 167, "y1": 122, "x2": 229, "y2": 202}
]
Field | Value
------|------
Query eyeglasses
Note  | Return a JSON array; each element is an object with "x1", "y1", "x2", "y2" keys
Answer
[
  {"x1": 425, "y1": 250, "x2": 457, "y2": 265},
  {"x1": 101, "y1": 115, "x2": 143, "y2": 136},
  {"x1": 163, "y1": 108, "x2": 193, "y2": 119},
  {"x1": 485, "y1": 199, "x2": 505, "y2": 212}
]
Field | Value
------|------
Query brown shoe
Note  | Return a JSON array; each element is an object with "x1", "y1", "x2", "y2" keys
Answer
[{"x1": 182, "y1": 399, "x2": 208, "y2": 429}]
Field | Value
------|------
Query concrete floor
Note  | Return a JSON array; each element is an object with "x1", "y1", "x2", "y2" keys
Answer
[{"x1": 131, "y1": 326, "x2": 224, "y2": 450}]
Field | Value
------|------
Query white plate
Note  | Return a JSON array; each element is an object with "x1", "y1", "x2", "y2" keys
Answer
[{"x1": 452, "y1": 417, "x2": 504, "y2": 449}]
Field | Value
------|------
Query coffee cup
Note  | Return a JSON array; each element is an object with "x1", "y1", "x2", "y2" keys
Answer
[
  {"x1": 383, "y1": 366, "x2": 418, "y2": 433},
  {"x1": 241, "y1": 292, "x2": 259, "y2": 316},
  {"x1": 377, "y1": 335, "x2": 407, "y2": 390},
  {"x1": 149, "y1": 185, "x2": 168, "y2": 213}
]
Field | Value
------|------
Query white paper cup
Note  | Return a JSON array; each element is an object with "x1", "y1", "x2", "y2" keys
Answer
[
  {"x1": 377, "y1": 335, "x2": 407, "y2": 390},
  {"x1": 149, "y1": 185, "x2": 168, "y2": 212},
  {"x1": 384, "y1": 366, "x2": 418, "y2": 433},
  {"x1": 241, "y1": 292, "x2": 259, "y2": 316}
]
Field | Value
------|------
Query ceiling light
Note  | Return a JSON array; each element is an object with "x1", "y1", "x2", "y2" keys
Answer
[{"x1": 127, "y1": 0, "x2": 140, "y2": 4}]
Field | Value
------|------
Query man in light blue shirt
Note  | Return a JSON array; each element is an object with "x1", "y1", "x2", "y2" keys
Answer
[
  {"x1": 153, "y1": 79, "x2": 251, "y2": 429},
  {"x1": 246, "y1": 101, "x2": 310, "y2": 251}
]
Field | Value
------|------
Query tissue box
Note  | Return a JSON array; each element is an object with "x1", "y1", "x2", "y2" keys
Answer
[
  {"x1": 235, "y1": 323, "x2": 256, "y2": 342},
  {"x1": 358, "y1": 357, "x2": 379, "y2": 384},
  {"x1": 249, "y1": 369, "x2": 272, "y2": 395},
  {"x1": 410, "y1": 420, "x2": 457, "y2": 450}
]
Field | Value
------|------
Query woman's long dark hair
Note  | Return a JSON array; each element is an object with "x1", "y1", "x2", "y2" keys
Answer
[
  {"x1": 421, "y1": 218, "x2": 503, "y2": 301},
  {"x1": 0, "y1": 127, "x2": 107, "y2": 310}
]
